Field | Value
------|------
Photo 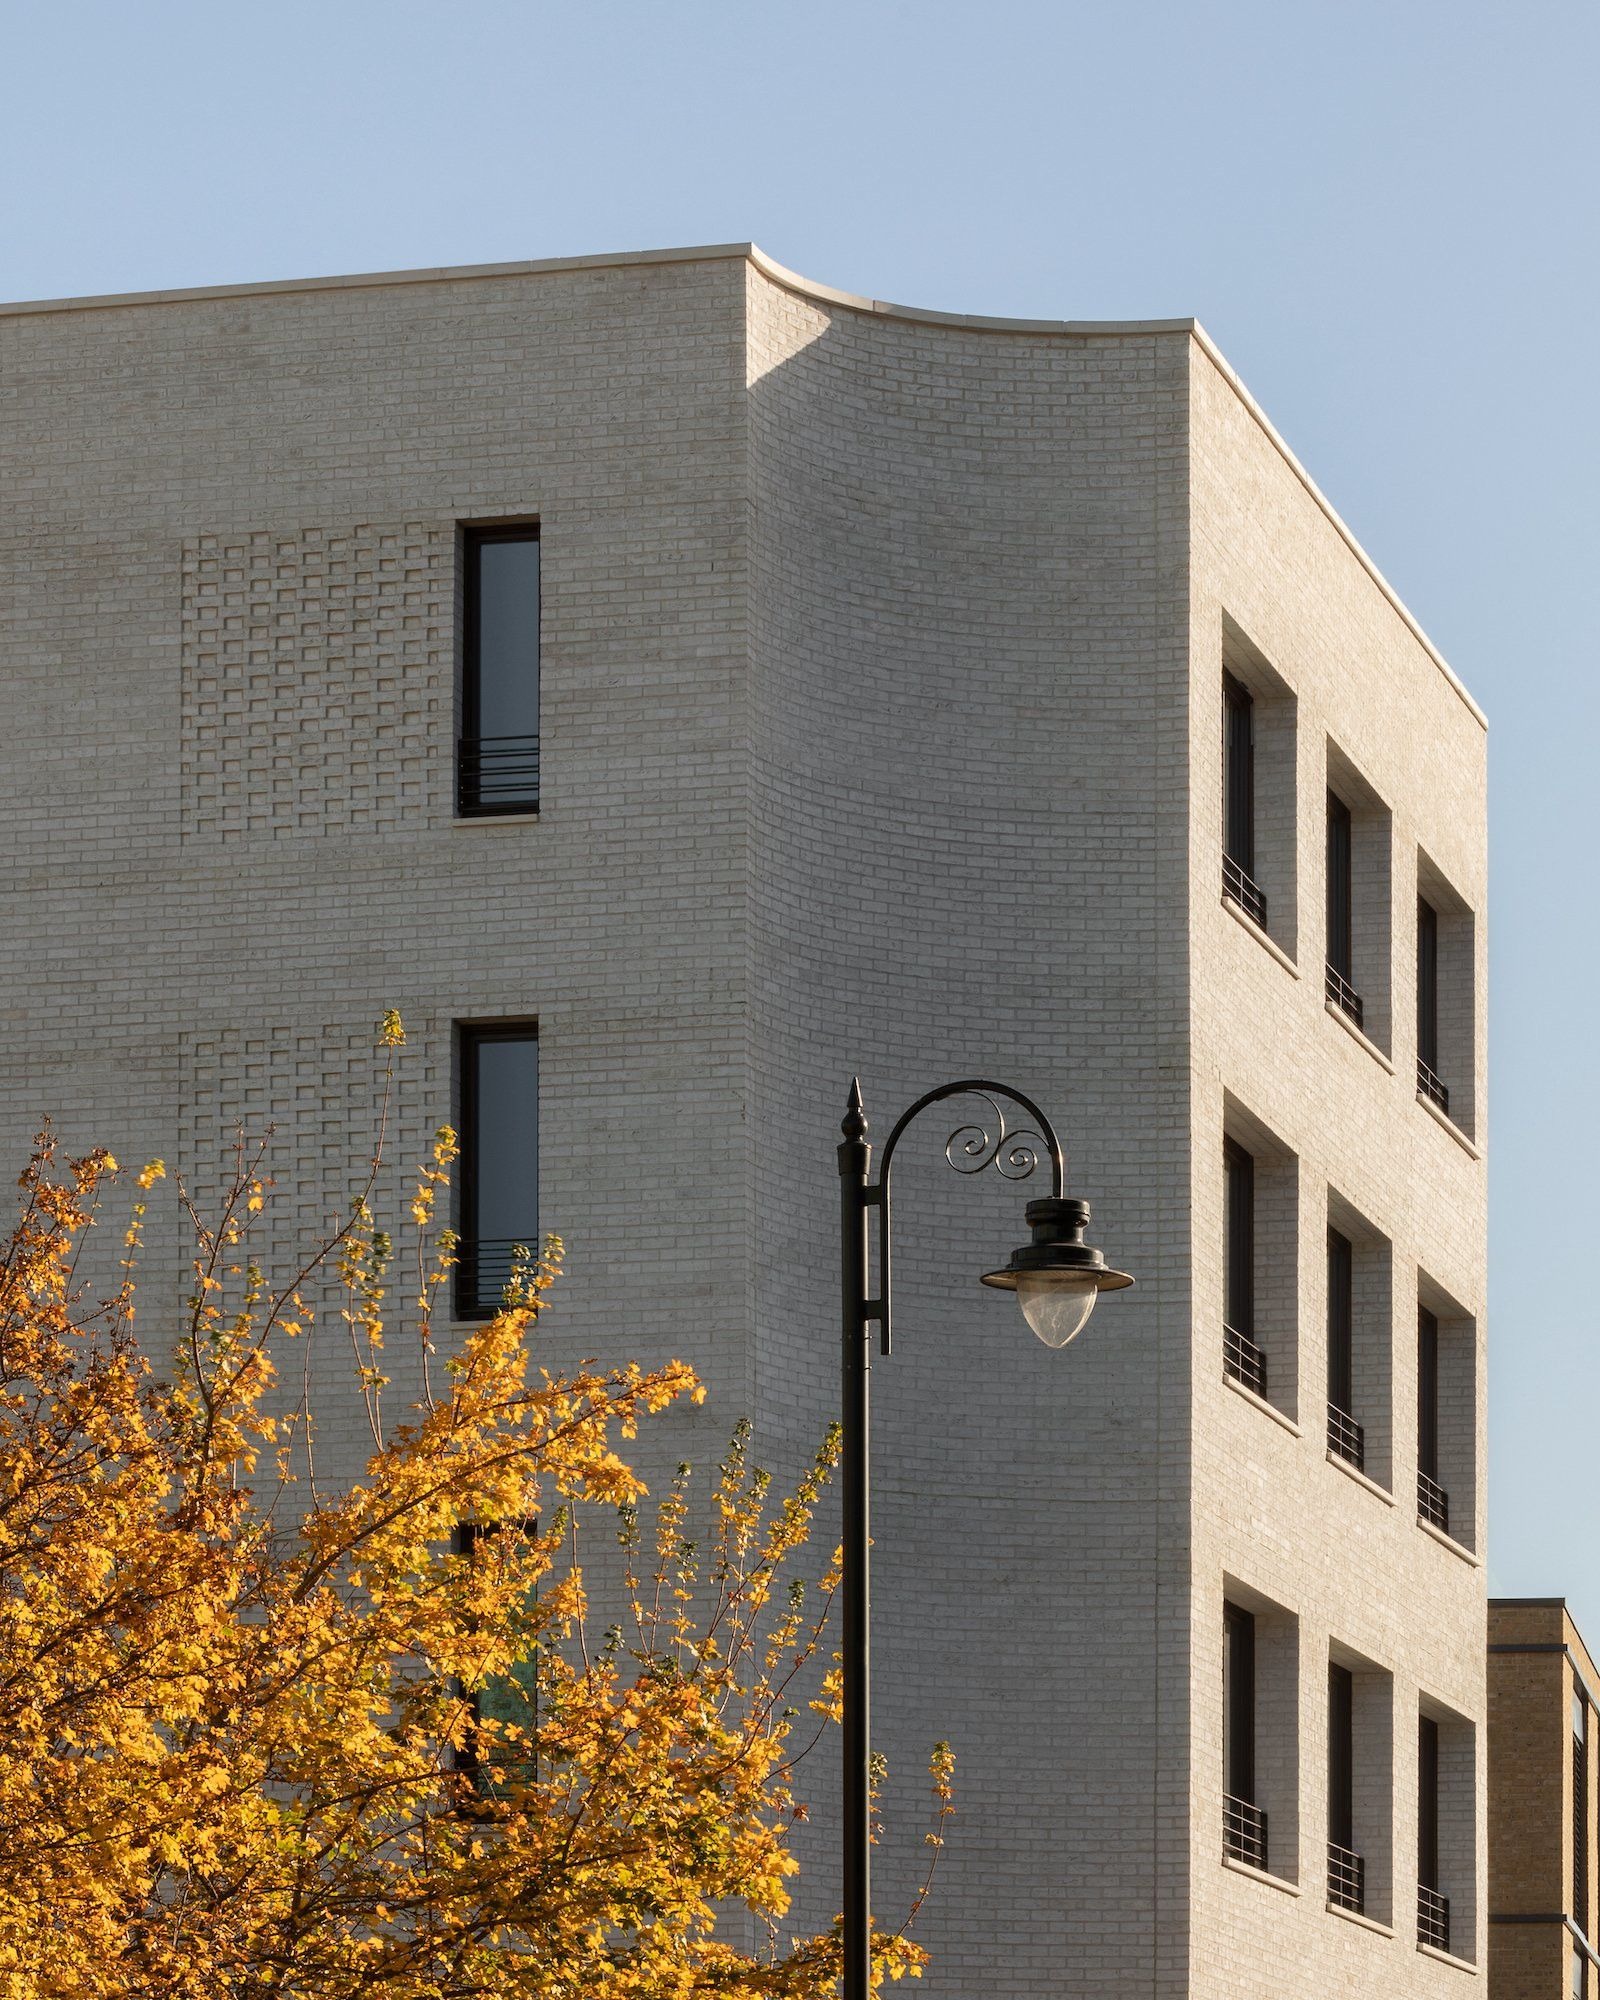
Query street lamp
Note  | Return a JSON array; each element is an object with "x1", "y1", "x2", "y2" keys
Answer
[{"x1": 836, "y1": 1076, "x2": 1133, "y2": 2000}]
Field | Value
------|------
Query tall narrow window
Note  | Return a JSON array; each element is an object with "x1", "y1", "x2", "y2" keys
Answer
[
  {"x1": 458, "y1": 1025, "x2": 539, "y2": 1317},
  {"x1": 1327, "y1": 1229, "x2": 1362, "y2": 1469},
  {"x1": 453, "y1": 1519, "x2": 539, "y2": 1792},
  {"x1": 1224, "y1": 1603, "x2": 1265, "y2": 1869},
  {"x1": 1575, "y1": 1693, "x2": 1589, "y2": 1940},
  {"x1": 1418, "y1": 1714, "x2": 1449, "y2": 1950},
  {"x1": 1417, "y1": 896, "x2": 1447, "y2": 1112},
  {"x1": 459, "y1": 526, "x2": 540, "y2": 815},
  {"x1": 1417, "y1": 1305, "x2": 1447, "y2": 1533},
  {"x1": 1223, "y1": 1140, "x2": 1263, "y2": 1396},
  {"x1": 1326, "y1": 793, "x2": 1362, "y2": 1025},
  {"x1": 1223, "y1": 673, "x2": 1267, "y2": 926},
  {"x1": 1328, "y1": 1663, "x2": 1363, "y2": 1912}
]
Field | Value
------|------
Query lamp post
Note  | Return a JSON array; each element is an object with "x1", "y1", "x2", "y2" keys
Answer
[{"x1": 836, "y1": 1076, "x2": 1133, "y2": 2000}]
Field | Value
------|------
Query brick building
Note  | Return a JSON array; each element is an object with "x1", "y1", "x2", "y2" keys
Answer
[
  {"x1": 1489, "y1": 1600, "x2": 1600, "y2": 1997},
  {"x1": 0, "y1": 244, "x2": 1488, "y2": 1996}
]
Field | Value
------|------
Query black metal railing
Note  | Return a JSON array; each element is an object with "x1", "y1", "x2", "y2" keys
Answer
[
  {"x1": 458, "y1": 734, "x2": 541, "y2": 816},
  {"x1": 1224, "y1": 1323, "x2": 1267, "y2": 1398},
  {"x1": 1223, "y1": 854, "x2": 1268, "y2": 929},
  {"x1": 1328, "y1": 1841, "x2": 1365, "y2": 1914},
  {"x1": 1327, "y1": 1403, "x2": 1365, "y2": 1471},
  {"x1": 1418, "y1": 1883, "x2": 1451, "y2": 1952},
  {"x1": 1417, "y1": 1059, "x2": 1450, "y2": 1117},
  {"x1": 1325, "y1": 964, "x2": 1365, "y2": 1029},
  {"x1": 455, "y1": 1237, "x2": 536, "y2": 1318},
  {"x1": 1418, "y1": 1471, "x2": 1450, "y2": 1535},
  {"x1": 1224, "y1": 1795, "x2": 1268, "y2": 1871}
]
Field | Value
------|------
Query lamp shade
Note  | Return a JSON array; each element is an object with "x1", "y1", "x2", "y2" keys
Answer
[{"x1": 980, "y1": 1196, "x2": 1133, "y2": 1347}]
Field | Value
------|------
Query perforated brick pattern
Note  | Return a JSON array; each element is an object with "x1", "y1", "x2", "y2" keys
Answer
[{"x1": 180, "y1": 523, "x2": 450, "y2": 840}]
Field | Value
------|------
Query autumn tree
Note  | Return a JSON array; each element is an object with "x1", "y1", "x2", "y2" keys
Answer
[{"x1": 0, "y1": 1019, "x2": 947, "y2": 1999}]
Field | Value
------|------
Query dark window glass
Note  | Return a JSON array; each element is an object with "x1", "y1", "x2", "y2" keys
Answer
[
  {"x1": 1576, "y1": 1698, "x2": 1589, "y2": 1935},
  {"x1": 1417, "y1": 1306, "x2": 1439, "y2": 1482},
  {"x1": 1418, "y1": 1713, "x2": 1441, "y2": 1892},
  {"x1": 1328, "y1": 1229, "x2": 1354, "y2": 1418},
  {"x1": 1225, "y1": 1602, "x2": 1256, "y2": 1803},
  {"x1": 459, "y1": 1026, "x2": 538, "y2": 1316},
  {"x1": 460, "y1": 527, "x2": 540, "y2": 814},
  {"x1": 1327, "y1": 792, "x2": 1353, "y2": 981},
  {"x1": 1329, "y1": 1662, "x2": 1355, "y2": 1851},
  {"x1": 1223, "y1": 673, "x2": 1255, "y2": 874},
  {"x1": 1224, "y1": 1140, "x2": 1255, "y2": 1338},
  {"x1": 1417, "y1": 897, "x2": 1440, "y2": 1074}
]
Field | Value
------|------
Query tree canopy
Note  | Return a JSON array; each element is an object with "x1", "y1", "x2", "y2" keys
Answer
[{"x1": 0, "y1": 1020, "x2": 946, "y2": 1998}]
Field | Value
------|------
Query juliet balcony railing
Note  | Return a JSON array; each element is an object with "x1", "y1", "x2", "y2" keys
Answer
[
  {"x1": 1417, "y1": 1882, "x2": 1451, "y2": 1953},
  {"x1": 1224, "y1": 1323, "x2": 1267, "y2": 1399},
  {"x1": 455, "y1": 1237, "x2": 534, "y2": 1319},
  {"x1": 1325, "y1": 963, "x2": 1364, "y2": 1030},
  {"x1": 1418, "y1": 1471, "x2": 1450, "y2": 1536},
  {"x1": 458, "y1": 734, "x2": 541, "y2": 816},
  {"x1": 1224, "y1": 1795, "x2": 1268, "y2": 1871},
  {"x1": 1223, "y1": 854, "x2": 1268, "y2": 930},
  {"x1": 1328, "y1": 1841, "x2": 1365, "y2": 1915},
  {"x1": 1417, "y1": 1058, "x2": 1450, "y2": 1117},
  {"x1": 1327, "y1": 1403, "x2": 1365, "y2": 1472}
]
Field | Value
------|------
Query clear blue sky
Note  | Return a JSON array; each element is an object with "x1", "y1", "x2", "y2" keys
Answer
[{"x1": 5, "y1": 0, "x2": 1596, "y2": 1621}]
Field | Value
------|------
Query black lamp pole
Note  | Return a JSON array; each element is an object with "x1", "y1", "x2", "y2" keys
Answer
[{"x1": 835, "y1": 1077, "x2": 1132, "y2": 2000}]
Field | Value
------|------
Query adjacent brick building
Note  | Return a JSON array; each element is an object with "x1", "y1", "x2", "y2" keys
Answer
[
  {"x1": 1489, "y1": 1600, "x2": 1600, "y2": 1997},
  {"x1": 0, "y1": 243, "x2": 1488, "y2": 1995}
]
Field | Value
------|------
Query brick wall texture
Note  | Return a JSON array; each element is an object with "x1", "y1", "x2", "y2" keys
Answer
[
  {"x1": 1488, "y1": 1601, "x2": 1600, "y2": 1997},
  {"x1": 0, "y1": 246, "x2": 1489, "y2": 1997}
]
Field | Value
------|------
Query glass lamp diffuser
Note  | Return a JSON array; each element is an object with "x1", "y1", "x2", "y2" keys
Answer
[{"x1": 980, "y1": 1196, "x2": 1134, "y2": 1346}]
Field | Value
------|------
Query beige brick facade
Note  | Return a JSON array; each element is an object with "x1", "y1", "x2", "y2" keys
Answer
[
  {"x1": 1489, "y1": 1601, "x2": 1600, "y2": 1998},
  {"x1": 0, "y1": 244, "x2": 1488, "y2": 1996}
]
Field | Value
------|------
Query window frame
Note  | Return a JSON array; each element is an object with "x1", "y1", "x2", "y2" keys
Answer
[
  {"x1": 458, "y1": 523, "x2": 541, "y2": 818},
  {"x1": 1324, "y1": 788, "x2": 1366, "y2": 1029},
  {"x1": 1417, "y1": 1305, "x2": 1440, "y2": 1483},
  {"x1": 456, "y1": 1021, "x2": 540, "y2": 1320},
  {"x1": 1222, "y1": 670, "x2": 1269, "y2": 928},
  {"x1": 1326, "y1": 1226, "x2": 1365, "y2": 1470},
  {"x1": 1223, "y1": 1138, "x2": 1265, "y2": 1397},
  {"x1": 1327, "y1": 791, "x2": 1353, "y2": 982},
  {"x1": 1223, "y1": 671, "x2": 1256, "y2": 880},
  {"x1": 1577, "y1": 1694, "x2": 1590, "y2": 1939},
  {"x1": 1329, "y1": 1661, "x2": 1355, "y2": 1854},
  {"x1": 1224, "y1": 1139, "x2": 1255, "y2": 1337},
  {"x1": 1225, "y1": 1602, "x2": 1257, "y2": 1805},
  {"x1": 1418, "y1": 1712, "x2": 1441, "y2": 1893},
  {"x1": 1417, "y1": 893, "x2": 1444, "y2": 1106}
]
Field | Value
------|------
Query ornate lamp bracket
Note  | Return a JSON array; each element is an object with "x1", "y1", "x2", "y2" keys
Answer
[{"x1": 842, "y1": 1077, "x2": 1065, "y2": 1356}]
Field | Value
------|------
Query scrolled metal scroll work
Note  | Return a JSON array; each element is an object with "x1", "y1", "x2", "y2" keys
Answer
[
  {"x1": 856, "y1": 1077, "x2": 1066, "y2": 1359},
  {"x1": 944, "y1": 1092, "x2": 1046, "y2": 1184}
]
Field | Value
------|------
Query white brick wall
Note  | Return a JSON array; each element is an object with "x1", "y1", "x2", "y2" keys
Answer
[
  {"x1": 0, "y1": 245, "x2": 1487, "y2": 1998},
  {"x1": 1191, "y1": 335, "x2": 1488, "y2": 1995}
]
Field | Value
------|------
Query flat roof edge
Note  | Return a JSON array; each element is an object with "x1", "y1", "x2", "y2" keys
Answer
[
  {"x1": 0, "y1": 242, "x2": 762, "y2": 319},
  {"x1": 0, "y1": 240, "x2": 1482, "y2": 728},
  {"x1": 0, "y1": 240, "x2": 1197, "y2": 339}
]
